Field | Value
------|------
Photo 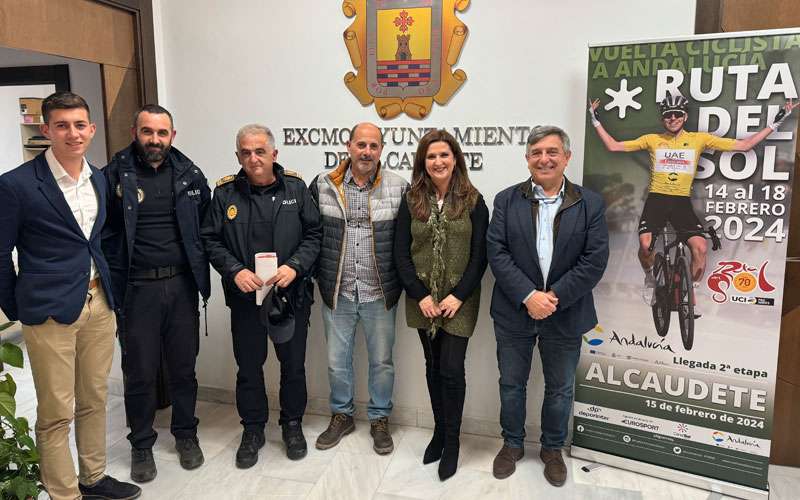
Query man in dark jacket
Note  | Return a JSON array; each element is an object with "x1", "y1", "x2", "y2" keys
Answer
[
  {"x1": 487, "y1": 126, "x2": 609, "y2": 486},
  {"x1": 102, "y1": 104, "x2": 211, "y2": 483},
  {"x1": 201, "y1": 124, "x2": 321, "y2": 467}
]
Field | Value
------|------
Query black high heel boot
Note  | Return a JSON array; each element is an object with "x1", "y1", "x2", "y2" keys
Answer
[
  {"x1": 421, "y1": 331, "x2": 445, "y2": 464},
  {"x1": 438, "y1": 382, "x2": 465, "y2": 481},
  {"x1": 423, "y1": 423, "x2": 444, "y2": 464}
]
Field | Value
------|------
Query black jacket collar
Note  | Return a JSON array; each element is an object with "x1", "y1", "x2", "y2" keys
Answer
[
  {"x1": 234, "y1": 162, "x2": 286, "y2": 194},
  {"x1": 115, "y1": 142, "x2": 195, "y2": 177}
]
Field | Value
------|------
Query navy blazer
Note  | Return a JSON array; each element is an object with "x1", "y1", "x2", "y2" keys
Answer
[
  {"x1": 487, "y1": 177, "x2": 609, "y2": 336},
  {"x1": 0, "y1": 153, "x2": 114, "y2": 325}
]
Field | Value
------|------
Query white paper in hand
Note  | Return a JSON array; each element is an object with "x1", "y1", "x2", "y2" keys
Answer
[{"x1": 255, "y1": 252, "x2": 278, "y2": 305}]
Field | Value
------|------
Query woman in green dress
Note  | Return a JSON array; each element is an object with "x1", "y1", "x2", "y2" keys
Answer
[{"x1": 394, "y1": 129, "x2": 488, "y2": 480}]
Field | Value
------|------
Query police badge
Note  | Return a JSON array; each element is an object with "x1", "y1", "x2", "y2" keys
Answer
[{"x1": 343, "y1": 0, "x2": 469, "y2": 119}]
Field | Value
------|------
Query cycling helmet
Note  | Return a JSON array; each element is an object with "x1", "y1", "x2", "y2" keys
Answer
[{"x1": 658, "y1": 93, "x2": 689, "y2": 116}]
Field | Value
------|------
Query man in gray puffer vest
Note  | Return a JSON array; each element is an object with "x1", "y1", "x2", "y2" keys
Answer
[{"x1": 310, "y1": 122, "x2": 408, "y2": 455}]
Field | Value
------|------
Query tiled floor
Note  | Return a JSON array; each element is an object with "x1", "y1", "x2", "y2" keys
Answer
[{"x1": 7, "y1": 342, "x2": 800, "y2": 500}]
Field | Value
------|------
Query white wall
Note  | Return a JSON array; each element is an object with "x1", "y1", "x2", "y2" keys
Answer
[
  {"x1": 0, "y1": 84, "x2": 54, "y2": 173},
  {"x1": 0, "y1": 46, "x2": 108, "y2": 168},
  {"x1": 142, "y1": 0, "x2": 697, "y2": 436}
]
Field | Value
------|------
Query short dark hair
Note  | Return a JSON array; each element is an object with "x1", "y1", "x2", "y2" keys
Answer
[
  {"x1": 133, "y1": 104, "x2": 174, "y2": 129},
  {"x1": 42, "y1": 91, "x2": 91, "y2": 123},
  {"x1": 526, "y1": 125, "x2": 571, "y2": 154}
]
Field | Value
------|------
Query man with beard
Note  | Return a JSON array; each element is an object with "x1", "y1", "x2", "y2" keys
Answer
[{"x1": 102, "y1": 104, "x2": 211, "y2": 483}]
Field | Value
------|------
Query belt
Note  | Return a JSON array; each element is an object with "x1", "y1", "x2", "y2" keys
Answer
[
  {"x1": 88, "y1": 278, "x2": 100, "y2": 290},
  {"x1": 129, "y1": 264, "x2": 188, "y2": 280}
]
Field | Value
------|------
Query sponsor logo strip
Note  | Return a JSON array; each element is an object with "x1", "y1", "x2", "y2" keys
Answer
[{"x1": 574, "y1": 402, "x2": 770, "y2": 457}]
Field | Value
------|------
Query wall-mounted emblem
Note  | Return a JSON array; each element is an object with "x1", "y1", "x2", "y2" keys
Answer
[{"x1": 343, "y1": 0, "x2": 469, "y2": 119}]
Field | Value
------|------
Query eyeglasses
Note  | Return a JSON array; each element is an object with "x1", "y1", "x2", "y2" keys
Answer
[{"x1": 662, "y1": 111, "x2": 686, "y2": 120}]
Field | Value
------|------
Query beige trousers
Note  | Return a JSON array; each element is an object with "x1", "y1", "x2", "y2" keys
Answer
[{"x1": 22, "y1": 287, "x2": 116, "y2": 500}]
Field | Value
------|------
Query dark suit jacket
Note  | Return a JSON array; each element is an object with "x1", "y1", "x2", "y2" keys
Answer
[
  {"x1": 487, "y1": 177, "x2": 608, "y2": 336},
  {"x1": 0, "y1": 153, "x2": 114, "y2": 325}
]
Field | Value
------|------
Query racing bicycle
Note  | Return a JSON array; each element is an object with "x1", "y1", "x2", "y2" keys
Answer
[{"x1": 648, "y1": 224, "x2": 721, "y2": 350}]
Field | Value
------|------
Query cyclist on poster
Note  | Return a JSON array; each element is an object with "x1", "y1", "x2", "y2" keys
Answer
[{"x1": 588, "y1": 94, "x2": 798, "y2": 315}]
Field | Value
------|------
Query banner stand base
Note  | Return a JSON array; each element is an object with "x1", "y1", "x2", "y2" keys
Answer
[{"x1": 570, "y1": 446, "x2": 769, "y2": 500}]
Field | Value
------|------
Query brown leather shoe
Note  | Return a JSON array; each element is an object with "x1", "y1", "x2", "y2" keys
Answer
[
  {"x1": 315, "y1": 414, "x2": 355, "y2": 450},
  {"x1": 370, "y1": 417, "x2": 394, "y2": 454},
  {"x1": 539, "y1": 447, "x2": 567, "y2": 486},
  {"x1": 492, "y1": 445, "x2": 524, "y2": 479}
]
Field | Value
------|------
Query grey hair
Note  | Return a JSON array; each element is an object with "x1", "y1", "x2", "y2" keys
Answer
[
  {"x1": 526, "y1": 125, "x2": 571, "y2": 154},
  {"x1": 236, "y1": 124, "x2": 275, "y2": 150}
]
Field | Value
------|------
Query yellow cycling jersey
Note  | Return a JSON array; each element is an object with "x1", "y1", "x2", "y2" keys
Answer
[{"x1": 622, "y1": 130, "x2": 737, "y2": 196}]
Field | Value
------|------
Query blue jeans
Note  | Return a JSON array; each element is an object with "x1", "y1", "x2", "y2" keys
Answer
[
  {"x1": 321, "y1": 294, "x2": 397, "y2": 420},
  {"x1": 495, "y1": 322, "x2": 582, "y2": 449}
]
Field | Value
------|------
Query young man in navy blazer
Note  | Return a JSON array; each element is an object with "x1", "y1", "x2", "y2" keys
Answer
[
  {"x1": 0, "y1": 92, "x2": 140, "y2": 500},
  {"x1": 487, "y1": 126, "x2": 609, "y2": 486}
]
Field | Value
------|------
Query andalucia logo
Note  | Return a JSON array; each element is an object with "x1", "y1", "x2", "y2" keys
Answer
[{"x1": 342, "y1": 0, "x2": 469, "y2": 119}]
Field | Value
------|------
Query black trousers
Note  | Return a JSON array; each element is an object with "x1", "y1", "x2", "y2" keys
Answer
[
  {"x1": 229, "y1": 293, "x2": 309, "y2": 431},
  {"x1": 417, "y1": 329, "x2": 469, "y2": 440},
  {"x1": 122, "y1": 273, "x2": 200, "y2": 449}
]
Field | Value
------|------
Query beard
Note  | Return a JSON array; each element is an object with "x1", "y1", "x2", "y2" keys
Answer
[{"x1": 135, "y1": 140, "x2": 170, "y2": 164}]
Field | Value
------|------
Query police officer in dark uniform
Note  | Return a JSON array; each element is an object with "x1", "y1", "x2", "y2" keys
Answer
[
  {"x1": 200, "y1": 124, "x2": 321, "y2": 467},
  {"x1": 102, "y1": 104, "x2": 211, "y2": 483}
]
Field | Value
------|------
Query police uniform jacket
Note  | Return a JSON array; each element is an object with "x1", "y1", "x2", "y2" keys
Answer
[
  {"x1": 101, "y1": 143, "x2": 212, "y2": 310},
  {"x1": 200, "y1": 163, "x2": 322, "y2": 307}
]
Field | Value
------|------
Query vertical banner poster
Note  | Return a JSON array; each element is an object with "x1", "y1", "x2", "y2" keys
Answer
[{"x1": 574, "y1": 30, "x2": 800, "y2": 495}]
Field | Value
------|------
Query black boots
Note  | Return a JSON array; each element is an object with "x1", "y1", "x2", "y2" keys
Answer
[
  {"x1": 423, "y1": 362, "x2": 465, "y2": 480},
  {"x1": 423, "y1": 424, "x2": 445, "y2": 464},
  {"x1": 282, "y1": 420, "x2": 308, "y2": 460},
  {"x1": 236, "y1": 429, "x2": 266, "y2": 469},
  {"x1": 437, "y1": 381, "x2": 465, "y2": 481}
]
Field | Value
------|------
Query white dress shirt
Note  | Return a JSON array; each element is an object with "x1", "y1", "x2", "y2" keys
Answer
[{"x1": 45, "y1": 148, "x2": 99, "y2": 279}]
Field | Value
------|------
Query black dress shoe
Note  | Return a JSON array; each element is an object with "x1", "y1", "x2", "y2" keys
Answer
[
  {"x1": 130, "y1": 448, "x2": 156, "y2": 483},
  {"x1": 282, "y1": 420, "x2": 308, "y2": 461},
  {"x1": 236, "y1": 429, "x2": 266, "y2": 469},
  {"x1": 79, "y1": 475, "x2": 142, "y2": 499},
  {"x1": 176, "y1": 436, "x2": 205, "y2": 470}
]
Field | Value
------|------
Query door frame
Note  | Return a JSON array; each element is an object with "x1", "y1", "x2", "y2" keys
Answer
[{"x1": 94, "y1": 0, "x2": 158, "y2": 104}]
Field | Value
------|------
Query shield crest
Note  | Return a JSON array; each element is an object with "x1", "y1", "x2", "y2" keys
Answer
[
  {"x1": 343, "y1": 0, "x2": 469, "y2": 120},
  {"x1": 366, "y1": 1, "x2": 442, "y2": 99}
]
